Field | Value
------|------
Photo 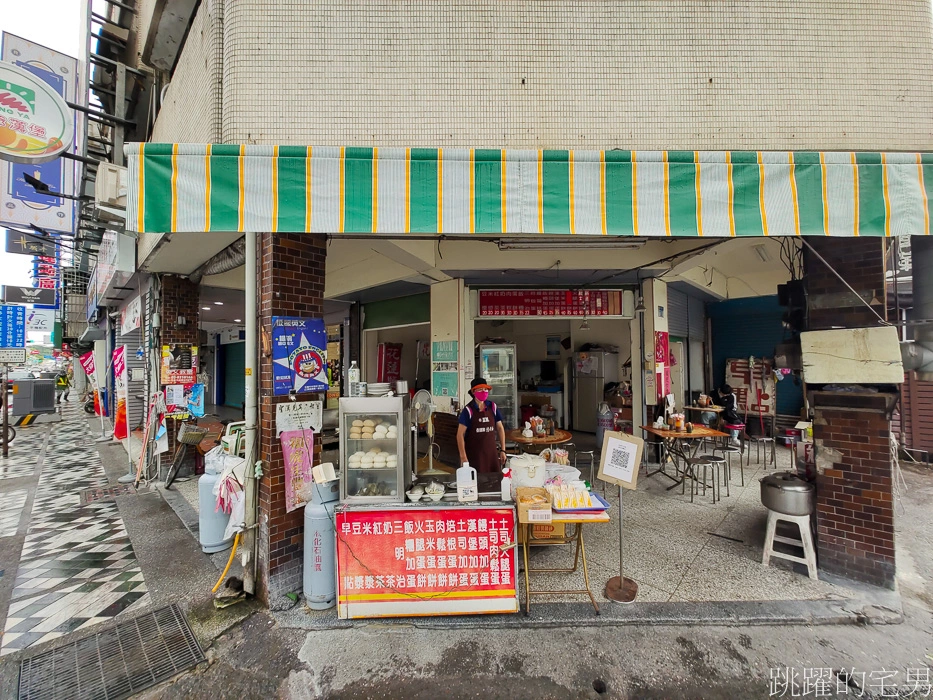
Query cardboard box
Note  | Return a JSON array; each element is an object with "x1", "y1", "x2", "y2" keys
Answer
[
  {"x1": 517, "y1": 487, "x2": 552, "y2": 524},
  {"x1": 518, "y1": 522, "x2": 567, "y2": 543}
]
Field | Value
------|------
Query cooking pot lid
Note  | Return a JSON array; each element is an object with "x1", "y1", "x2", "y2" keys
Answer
[{"x1": 761, "y1": 471, "x2": 814, "y2": 492}]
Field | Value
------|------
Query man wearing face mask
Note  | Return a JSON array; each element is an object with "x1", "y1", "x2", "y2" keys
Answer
[{"x1": 456, "y1": 377, "x2": 508, "y2": 475}]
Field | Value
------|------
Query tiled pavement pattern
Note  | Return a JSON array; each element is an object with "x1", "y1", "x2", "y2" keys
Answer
[
  {"x1": 0, "y1": 404, "x2": 149, "y2": 656},
  {"x1": 0, "y1": 489, "x2": 28, "y2": 538}
]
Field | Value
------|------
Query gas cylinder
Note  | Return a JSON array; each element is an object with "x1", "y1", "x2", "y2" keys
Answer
[
  {"x1": 198, "y1": 461, "x2": 233, "y2": 554},
  {"x1": 597, "y1": 401, "x2": 614, "y2": 446},
  {"x1": 303, "y1": 481, "x2": 338, "y2": 609}
]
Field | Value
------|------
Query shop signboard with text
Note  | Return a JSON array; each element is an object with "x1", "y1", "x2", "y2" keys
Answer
[
  {"x1": 161, "y1": 344, "x2": 198, "y2": 385},
  {"x1": 336, "y1": 506, "x2": 518, "y2": 618},
  {"x1": 478, "y1": 289, "x2": 631, "y2": 317},
  {"x1": 271, "y1": 317, "x2": 328, "y2": 396},
  {"x1": 0, "y1": 304, "x2": 25, "y2": 348}
]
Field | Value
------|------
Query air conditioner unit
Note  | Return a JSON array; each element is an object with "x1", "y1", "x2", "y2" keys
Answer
[
  {"x1": 11, "y1": 379, "x2": 57, "y2": 416},
  {"x1": 95, "y1": 163, "x2": 127, "y2": 222}
]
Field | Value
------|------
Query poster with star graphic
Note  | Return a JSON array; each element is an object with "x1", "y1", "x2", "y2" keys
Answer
[{"x1": 272, "y1": 317, "x2": 329, "y2": 396}]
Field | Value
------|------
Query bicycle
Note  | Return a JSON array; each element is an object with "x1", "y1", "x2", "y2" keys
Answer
[
  {"x1": 164, "y1": 419, "x2": 209, "y2": 488},
  {"x1": 0, "y1": 394, "x2": 14, "y2": 447}
]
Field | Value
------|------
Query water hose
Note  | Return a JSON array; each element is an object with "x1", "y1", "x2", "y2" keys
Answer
[{"x1": 212, "y1": 531, "x2": 241, "y2": 593}]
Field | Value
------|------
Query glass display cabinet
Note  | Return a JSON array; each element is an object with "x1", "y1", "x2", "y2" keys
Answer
[{"x1": 339, "y1": 396, "x2": 412, "y2": 503}]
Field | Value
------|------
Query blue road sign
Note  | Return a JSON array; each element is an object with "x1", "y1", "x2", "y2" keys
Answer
[{"x1": 0, "y1": 305, "x2": 26, "y2": 348}]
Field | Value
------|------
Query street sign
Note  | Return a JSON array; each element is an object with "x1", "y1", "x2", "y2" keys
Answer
[
  {"x1": 4, "y1": 230, "x2": 57, "y2": 257},
  {"x1": 0, "y1": 348, "x2": 26, "y2": 364},
  {"x1": 0, "y1": 304, "x2": 25, "y2": 348},
  {"x1": 2, "y1": 286, "x2": 56, "y2": 305}
]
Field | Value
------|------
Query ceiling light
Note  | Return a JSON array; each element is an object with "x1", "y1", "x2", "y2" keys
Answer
[
  {"x1": 498, "y1": 238, "x2": 646, "y2": 251},
  {"x1": 754, "y1": 244, "x2": 771, "y2": 263},
  {"x1": 234, "y1": 319, "x2": 242, "y2": 323},
  {"x1": 214, "y1": 301, "x2": 223, "y2": 305},
  {"x1": 202, "y1": 307, "x2": 211, "y2": 311}
]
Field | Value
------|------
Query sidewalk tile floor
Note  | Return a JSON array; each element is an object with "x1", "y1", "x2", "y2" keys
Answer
[{"x1": 0, "y1": 404, "x2": 149, "y2": 656}]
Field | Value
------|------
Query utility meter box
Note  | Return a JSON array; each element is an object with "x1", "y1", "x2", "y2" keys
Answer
[{"x1": 11, "y1": 379, "x2": 57, "y2": 415}]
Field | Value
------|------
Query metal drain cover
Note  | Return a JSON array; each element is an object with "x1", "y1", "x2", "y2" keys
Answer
[
  {"x1": 18, "y1": 604, "x2": 203, "y2": 700},
  {"x1": 79, "y1": 484, "x2": 137, "y2": 505}
]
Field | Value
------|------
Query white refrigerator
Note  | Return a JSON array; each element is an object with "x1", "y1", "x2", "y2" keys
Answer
[{"x1": 572, "y1": 352, "x2": 618, "y2": 432}]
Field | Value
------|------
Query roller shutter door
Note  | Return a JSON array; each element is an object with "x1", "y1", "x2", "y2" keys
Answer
[
  {"x1": 688, "y1": 295, "x2": 706, "y2": 341},
  {"x1": 668, "y1": 288, "x2": 689, "y2": 337},
  {"x1": 119, "y1": 324, "x2": 147, "y2": 429}
]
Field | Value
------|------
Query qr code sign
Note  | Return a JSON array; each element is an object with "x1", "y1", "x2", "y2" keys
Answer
[{"x1": 599, "y1": 433, "x2": 642, "y2": 489}]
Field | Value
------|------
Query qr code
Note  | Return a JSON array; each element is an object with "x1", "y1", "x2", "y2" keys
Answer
[{"x1": 606, "y1": 440, "x2": 637, "y2": 481}]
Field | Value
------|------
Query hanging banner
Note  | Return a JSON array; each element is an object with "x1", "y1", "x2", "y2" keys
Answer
[
  {"x1": 271, "y1": 317, "x2": 328, "y2": 396},
  {"x1": 112, "y1": 345, "x2": 128, "y2": 440},
  {"x1": 120, "y1": 295, "x2": 141, "y2": 335},
  {"x1": 0, "y1": 304, "x2": 25, "y2": 347},
  {"x1": 25, "y1": 308, "x2": 54, "y2": 333},
  {"x1": 78, "y1": 349, "x2": 95, "y2": 378},
  {"x1": 376, "y1": 342, "x2": 402, "y2": 383},
  {"x1": 5, "y1": 229, "x2": 56, "y2": 256},
  {"x1": 160, "y1": 344, "x2": 198, "y2": 385},
  {"x1": 280, "y1": 429, "x2": 315, "y2": 513}
]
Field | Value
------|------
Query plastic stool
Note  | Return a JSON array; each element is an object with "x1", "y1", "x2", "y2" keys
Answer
[
  {"x1": 714, "y1": 445, "x2": 743, "y2": 488},
  {"x1": 761, "y1": 509, "x2": 818, "y2": 580}
]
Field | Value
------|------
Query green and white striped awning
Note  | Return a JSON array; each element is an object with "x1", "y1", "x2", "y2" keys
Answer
[{"x1": 126, "y1": 144, "x2": 933, "y2": 237}]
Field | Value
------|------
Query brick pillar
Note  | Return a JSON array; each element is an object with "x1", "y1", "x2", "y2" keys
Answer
[
  {"x1": 804, "y1": 239, "x2": 886, "y2": 330},
  {"x1": 813, "y1": 397, "x2": 896, "y2": 589},
  {"x1": 257, "y1": 232, "x2": 326, "y2": 603},
  {"x1": 160, "y1": 275, "x2": 200, "y2": 447}
]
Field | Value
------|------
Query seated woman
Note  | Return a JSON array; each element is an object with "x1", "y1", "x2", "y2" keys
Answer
[{"x1": 719, "y1": 384, "x2": 742, "y2": 444}]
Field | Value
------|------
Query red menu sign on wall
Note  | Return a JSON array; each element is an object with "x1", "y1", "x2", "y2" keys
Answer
[
  {"x1": 376, "y1": 342, "x2": 403, "y2": 383},
  {"x1": 478, "y1": 289, "x2": 626, "y2": 317},
  {"x1": 336, "y1": 506, "x2": 518, "y2": 618}
]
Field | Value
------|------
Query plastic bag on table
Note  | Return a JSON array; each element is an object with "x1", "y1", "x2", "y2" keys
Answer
[
  {"x1": 545, "y1": 464, "x2": 582, "y2": 483},
  {"x1": 223, "y1": 490, "x2": 246, "y2": 540}
]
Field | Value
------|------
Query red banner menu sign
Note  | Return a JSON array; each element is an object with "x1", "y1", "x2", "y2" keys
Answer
[
  {"x1": 478, "y1": 289, "x2": 624, "y2": 317},
  {"x1": 336, "y1": 506, "x2": 518, "y2": 618}
]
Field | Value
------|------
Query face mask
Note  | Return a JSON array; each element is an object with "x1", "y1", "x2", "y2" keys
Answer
[{"x1": 473, "y1": 390, "x2": 489, "y2": 402}]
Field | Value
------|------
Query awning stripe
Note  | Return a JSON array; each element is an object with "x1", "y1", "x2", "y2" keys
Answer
[{"x1": 125, "y1": 145, "x2": 933, "y2": 237}]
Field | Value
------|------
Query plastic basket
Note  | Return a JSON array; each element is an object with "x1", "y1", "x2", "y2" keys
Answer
[{"x1": 177, "y1": 423, "x2": 209, "y2": 445}]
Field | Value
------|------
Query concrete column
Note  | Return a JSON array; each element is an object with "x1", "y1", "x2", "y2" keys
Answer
[
  {"x1": 429, "y1": 279, "x2": 466, "y2": 413},
  {"x1": 256, "y1": 232, "x2": 327, "y2": 604}
]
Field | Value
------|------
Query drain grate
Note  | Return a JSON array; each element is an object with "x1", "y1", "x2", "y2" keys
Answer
[
  {"x1": 18, "y1": 604, "x2": 204, "y2": 700},
  {"x1": 79, "y1": 484, "x2": 137, "y2": 505}
]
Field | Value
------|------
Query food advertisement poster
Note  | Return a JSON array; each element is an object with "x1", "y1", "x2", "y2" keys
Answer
[
  {"x1": 161, "y1": 344, "x2": 198, "y2": 385},
  {"x1": 280, "y1": 429, "x2": 314, "y2": 513},
  {"x1": 271, "y1": 317, "x2": 328, "y2": 396},
  {"x1": 336, "y1": 507, "x2": 518, "y2": 618}
]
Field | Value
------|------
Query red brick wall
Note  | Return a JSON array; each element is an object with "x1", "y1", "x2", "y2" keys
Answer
[
  {"x1": 256, "y1": 232, "x2": 327, "y2": 603},
  {"x1": 813, "y1": 407, "x2": 895, "y2": 589},
  {"x1": 159, "y1": 275, "x2": 200, "y2": 448},
  {"x1": 804, "y1": 239, "x2": 886, "y2": 330}
]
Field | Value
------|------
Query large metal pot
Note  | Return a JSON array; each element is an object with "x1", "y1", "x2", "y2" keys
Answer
[{"x1": 760, "y1": 472, "x2": 815, "y2": 516}]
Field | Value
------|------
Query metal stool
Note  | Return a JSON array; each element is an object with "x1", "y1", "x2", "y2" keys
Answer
[
  {"x1": 762, "y1": 509, "x2": 818, "y2": 580},
  {"x1": 684, "y1": 456, "x2": 712, "y2": 503},
  {"x1": 714, "y1": 445, "x2": 743, "y2": 488},
  {"x1": 573, "y1": 448, "x2": 597, "y2": 491},
  {"x1": 702, "y1": 454, "x2": 728, "y2": 502},
  {"x1": 749, "y1": 435, "x2": 776, "y2": 467}
]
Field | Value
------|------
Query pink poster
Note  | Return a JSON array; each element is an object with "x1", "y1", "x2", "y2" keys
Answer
[{"x1": 280, "y1": 429, "x2": 315, "y2": 513}]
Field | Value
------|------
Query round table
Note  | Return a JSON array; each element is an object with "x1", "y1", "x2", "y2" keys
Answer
[{"x1": 508, "y1": 428, "x2": 573, "y2": 454}]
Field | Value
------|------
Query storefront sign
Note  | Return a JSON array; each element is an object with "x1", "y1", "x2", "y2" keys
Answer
[
  {"x1": 0, "y1": 59, "x2": 73, "y2": 164},
  {"x1": 112, "y1": 346, "x2": 129, "y2": 439},
  {"x1": 280, "y1": 429, "x2": 314, "y2": 513},
  {"x1": 1, "y1": 35, "x2": 79, "y2": 233},
  {"x1": 2, "y1": 285, "x2": 55, "y2": 305},
  {"x1": 78, "y1": 350, "x2": 95, "y2": 378},
  {"x1": 25, "y1": 308, "x2": 53, "y2": 333},
  {"x1": 160, "y1": 344, "x2": 198, "y2": 385},
  {"x1": 5, "y1": 230, "x2": 56, "y2": 257},
  {"x1": 271, "y1": 317, "x2": 328, "y2": 395},
  {"x1": 120, "y1": 295, "x2": 141, "y2": 336},
  {"x1": 336, "y1": 506, "x2": 518, "y2": 618},
  {"x1": 478, "y1": 289, "x2": 626, "y2": 317},
  {"x1": 0, "y1": 304, "x2": 25, "y2": 347},
  {"x1": 275, "y1": 400, "x2": 322, "y2": 436}
]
